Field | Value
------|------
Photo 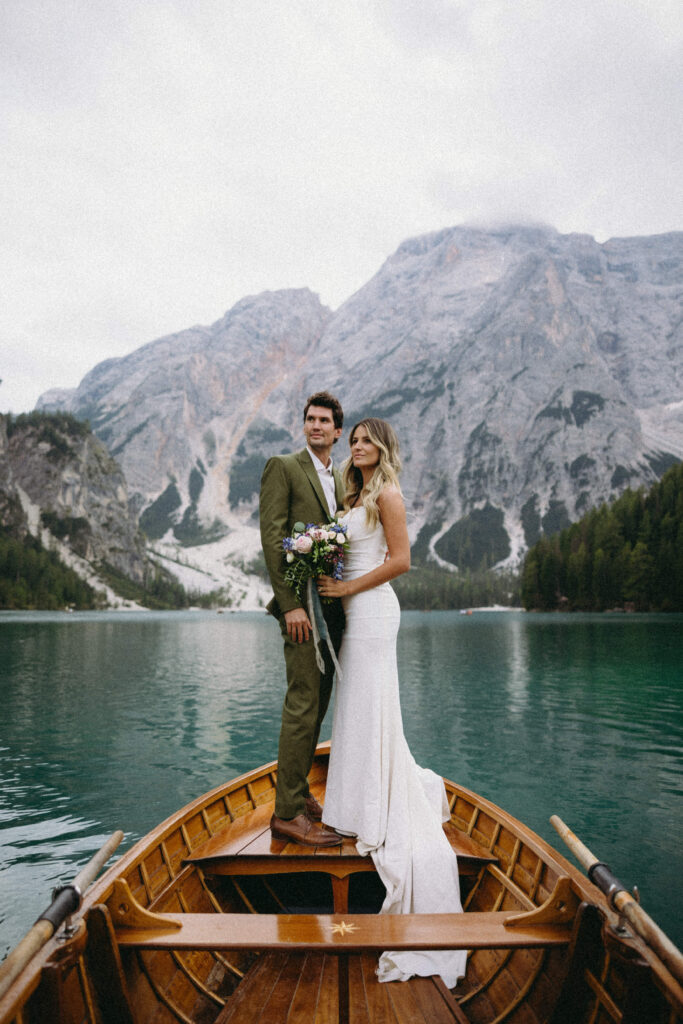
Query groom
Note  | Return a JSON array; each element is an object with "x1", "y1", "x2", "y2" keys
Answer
[{"x1": 259, "y1": 391, "x2": 346, "y2": 846}]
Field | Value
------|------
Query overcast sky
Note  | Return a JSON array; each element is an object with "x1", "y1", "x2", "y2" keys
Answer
[{"x1": 1, "y1": 0, "x2": 681, "y2": 413}]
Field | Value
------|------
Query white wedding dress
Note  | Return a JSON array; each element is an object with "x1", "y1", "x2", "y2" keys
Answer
[{"x1": 323, "y1": 506, "x2": 467, "y2": 988}]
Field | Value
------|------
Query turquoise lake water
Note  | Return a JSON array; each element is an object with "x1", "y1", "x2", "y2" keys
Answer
[{"x1": 1, "y1": 609, "x2": 681, "y2": 956}]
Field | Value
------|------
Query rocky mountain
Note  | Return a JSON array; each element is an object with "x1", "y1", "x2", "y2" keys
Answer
[
  {"x1": 38, "y1": 224, "x2": 683, "y2": 593},
  {"x1": 0, "y1": 412, "x2": 149, "y2": 606}
]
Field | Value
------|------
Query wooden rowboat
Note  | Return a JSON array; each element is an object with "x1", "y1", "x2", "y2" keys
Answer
[{"x1": 1, "y1": 742, "x2": 682, "y2": 1024}]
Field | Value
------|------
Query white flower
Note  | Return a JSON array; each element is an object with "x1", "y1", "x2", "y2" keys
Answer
[{"x1": 286, "y1": 552, "x2": 295, "y2": 563}]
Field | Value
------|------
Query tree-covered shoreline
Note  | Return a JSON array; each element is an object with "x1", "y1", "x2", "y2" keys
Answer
[
  {"x1": 521, "y1": 462, "x2": 683, "y2": 612},
  {"x1": 394, "y1": 564, "x2": 520, "y2": 610},
  {"x1": 0, "y1": 529, "x2": 98, "y2": 610},
  {"x1": 0, "y1": 410, "x2": 201, "y2": 610}
]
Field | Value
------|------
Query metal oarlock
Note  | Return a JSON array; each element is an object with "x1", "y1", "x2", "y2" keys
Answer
[{"x1": 49, "y1": 883, "x2": 83, "y2": 940}]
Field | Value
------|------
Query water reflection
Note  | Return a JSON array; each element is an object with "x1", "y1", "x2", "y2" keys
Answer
[{"x1": 503, "y1": 615, "x2": 531, "y2": 716}]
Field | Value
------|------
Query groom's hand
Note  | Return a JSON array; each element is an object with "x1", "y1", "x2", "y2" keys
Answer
[{"x1": 284, "y1": 607, "x2": 312, "y2": 643}]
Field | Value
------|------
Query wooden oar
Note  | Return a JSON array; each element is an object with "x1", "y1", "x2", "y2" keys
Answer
[
  {"x1": 0, "y1": 830, "x2": 124, "y2": 1001},
  {"x1": 551, "y1": 815, "x2": 683, "y2": 986}
]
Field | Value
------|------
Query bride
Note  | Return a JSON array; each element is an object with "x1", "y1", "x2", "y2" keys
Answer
[{"x1": 317, "y1": 418, "x2": 467, "y2": 988}]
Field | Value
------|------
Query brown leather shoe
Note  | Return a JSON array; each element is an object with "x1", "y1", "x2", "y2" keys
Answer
[
  {"x1": 270, "y1": 813, "x2": 341, "y2": 847},
  {"x1": 305, "y1": 794, "x2": 323, "y2": 820}
]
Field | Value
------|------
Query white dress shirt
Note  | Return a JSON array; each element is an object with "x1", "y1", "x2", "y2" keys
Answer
[{"x1": 307, "y1": 446, "x2": 337, "y2": 515}]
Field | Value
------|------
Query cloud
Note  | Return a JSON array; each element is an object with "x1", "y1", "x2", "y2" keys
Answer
[{"x1": 1, "y1": 0, "x2": 681, "y2": 413}]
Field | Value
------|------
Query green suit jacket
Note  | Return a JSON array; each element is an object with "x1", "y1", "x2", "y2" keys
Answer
[{"x1": 259, "y1": 449, "x2": 346, "y2": 618}]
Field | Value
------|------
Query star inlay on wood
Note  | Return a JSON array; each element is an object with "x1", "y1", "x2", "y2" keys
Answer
[{"x1": 330, "y1": 921, "x2": 359, "y2": 936}]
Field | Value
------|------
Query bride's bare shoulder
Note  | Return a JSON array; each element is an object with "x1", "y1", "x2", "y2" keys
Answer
[{"x1": 377, "y1": 486, "x2": 405, "y2": 512}]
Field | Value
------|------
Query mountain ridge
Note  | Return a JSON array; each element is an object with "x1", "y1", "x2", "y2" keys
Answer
[
  {"x1": 37, "y1": 223, "x2": 683, "y2": 598},
  {"x1": 0, "y1": 412, "x2": 149, "y2": 606}
]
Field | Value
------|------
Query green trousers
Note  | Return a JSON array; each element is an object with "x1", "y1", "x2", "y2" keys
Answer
[{"x1": 274, "y1": 600, "x2": 344, "y2": 820}]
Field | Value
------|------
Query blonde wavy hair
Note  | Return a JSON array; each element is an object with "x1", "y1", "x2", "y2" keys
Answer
[{"x1": 342, "y1": 418, "x2": 402, "y2": 529}]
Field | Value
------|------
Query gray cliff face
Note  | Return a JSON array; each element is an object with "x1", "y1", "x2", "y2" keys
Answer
[
  {"x1": 40, "y1": 288, "x2": 333, "y2": 542},
  {"x1": 38, "y1": 226, "x2": 683, "y2": 572},
  {"x1": 306, "y1": 225, "x2": 682, "y2": 565},
  {"x1": 0, "y1": 414, "x2": 147, "y2": 584}
]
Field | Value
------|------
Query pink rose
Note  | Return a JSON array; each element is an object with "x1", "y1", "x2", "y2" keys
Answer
[
  {"x1": 294, "y1": 535, "x2": 313, "y2": 553},
  {"x1": 311, "y1": 528, "x2": 328, "y2": 542}
]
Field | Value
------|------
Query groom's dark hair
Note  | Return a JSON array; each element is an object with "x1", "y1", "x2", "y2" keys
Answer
[{"x1": 303, "y1": 391, "x2": 344, "y2": 431}]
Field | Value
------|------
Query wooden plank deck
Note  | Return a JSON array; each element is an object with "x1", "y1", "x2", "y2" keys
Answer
[
  {"x1": 183, "y1": 800, "x2": 498, "y2": 913},
  {"x1": 213, "y1": 951, "x2": 470, "y2": 1024}
]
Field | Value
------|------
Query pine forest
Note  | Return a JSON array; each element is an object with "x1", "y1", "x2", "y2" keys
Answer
[{"x1": 521, "y1": 463, "x2": 683, "y2": 612}]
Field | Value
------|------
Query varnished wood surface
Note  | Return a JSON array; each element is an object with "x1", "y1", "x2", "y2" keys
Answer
[
  {"x1": 3, "y1": 743, "x2": 682, "y2": 1024},
  {"x1": 181, "y1": 793, "x2": 498, "y2": 914},
  {"x1": 114, "y1": 910, "x2": 572, "y2": 952},
  {"x1": 183, "y1": 797, "x2": 498, "y2": 874},
  {"x1": 214, "y1": 951, "x2": 470, "y2": 1024},
  {"x1": 183, "y1": 801, "x2": 368, "y2": 874}
]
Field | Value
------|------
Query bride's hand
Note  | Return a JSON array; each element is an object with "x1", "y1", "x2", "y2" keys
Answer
[{"x1": 317, "y1": 574, "x2": 348, "y2": 598}]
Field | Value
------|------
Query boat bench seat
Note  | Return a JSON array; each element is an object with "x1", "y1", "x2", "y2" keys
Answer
[
  {"x1": 109, "y1": 865, "x2": 572, "y2": 1024},
  {"x1": 114, "y1": 909, "x2": 570, "y2": 1024},
  {"x1": 183, "y1": 801, "x2": 498, "y2": 914},
  {"x1": 113, "y1": 909, "x2": 573, "y2": 952}
]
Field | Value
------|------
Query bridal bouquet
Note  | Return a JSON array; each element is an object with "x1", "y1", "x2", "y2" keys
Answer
[{"x1": 282, "y1": 519, "x2": 348, "y2": 602}]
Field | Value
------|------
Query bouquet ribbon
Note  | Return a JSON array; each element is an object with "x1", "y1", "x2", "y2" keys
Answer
[{"x1": 307, "y1": 579, "x2": 343, "y2": 680}]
